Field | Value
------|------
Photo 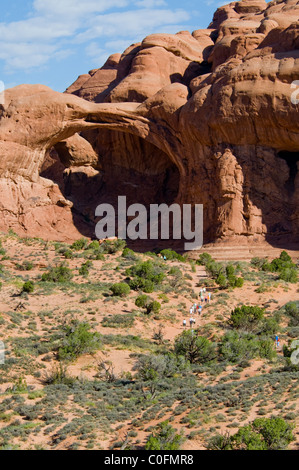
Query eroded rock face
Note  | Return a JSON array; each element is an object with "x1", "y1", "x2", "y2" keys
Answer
[{"x1": 0, "y1": 0, "x2": 299, "y2": 246}]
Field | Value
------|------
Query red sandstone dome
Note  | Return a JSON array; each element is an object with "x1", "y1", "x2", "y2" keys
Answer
[{"x1": 0, "y1": 0, "x2": 298, "y2": 249}]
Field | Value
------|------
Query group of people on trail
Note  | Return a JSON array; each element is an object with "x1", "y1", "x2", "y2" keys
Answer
[
  {"x1": 183, "y1": 288, "x2": 212, "y2": 328},
  {"x1": 275, "y1": 335, "x2": 281, "y2": 349},
  {"x1": 199, "y1": 287, "x2": 211, "y2": 304}
]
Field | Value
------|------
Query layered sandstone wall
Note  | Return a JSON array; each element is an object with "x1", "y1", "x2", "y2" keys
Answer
[{"x1": 0, "y1": 0, "x2": 298, "y2": 245}]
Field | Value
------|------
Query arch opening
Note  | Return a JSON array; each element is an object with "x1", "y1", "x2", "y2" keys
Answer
[{"x1": 40, "y1": 129, "x2": 181, "y2": 249}]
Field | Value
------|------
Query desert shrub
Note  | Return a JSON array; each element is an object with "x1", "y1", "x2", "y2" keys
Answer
[
  {"x1": 229, "y1": 305, "x2": 265, "y2": 332},
  {"x1": 203, "y1": 259, "x2": 244, "y2": 289},
  {"x1": 0, "y1": 241, "x2": 5, "y2": 256},
  {"x1": 251, "y1": 252, "x2": 297, "y2": 283},
  {"x1": 135, "y1": 294, "x2": 150, "y2": 309},
  {"x1": 206, "y1": 432, "x2": 232, "y2": 450},
  {"x1": 58, "y1": 321, "x2": 101, "y2": 361},
  {"x1": 284, "y1": 301, "x2": 299, "y2": 326},
  {"x1": 219, "y1": 331, "x2": 260, "y2": 363},
  {"x1": 174, "y1": 330, "x2": 216, "y2": 364},
  {"x1": 126, "y1": 260, "x2": 165, "y2": 292},
  {"x1": 145, "y1": 421, "x2": 185, "y2": 450},
  {"x1": 44, "y1": 363, "x2": 75, "y2": 386},
  {"x1": 71, "y1": 238, "x2": 89, "y2": 251},
  {"x1": 234, "y1": 277, "x2": 245, "y2": 288},
  {"x1": 41, "y1": 264, "x2": 73, "y2": 283},
  {"x1": 135, "y1": 295, "x2": 160, "y2": 315},
  {"x1": 22, "y1": 281, "x2": 34, "y2": 294},
  {"x1": 7, "y1": 377, "x2": 28, "y2": 394},
  {"x1": 135, "y1": 354, "x2": 189, "y2": 381},
  {"x1": 270, "y1": 251, "x2": 295, "y2": 272},
  {"x1": 231, "y1": 417, "x2": 295, "y2": 450},
  {"x1": 79, "y1": 261, "x2": 93, "y2": 277},
  {"x1": 64, "y1": 250, "x2": 74, "y2": 259},
  {"x1": 87, "y1": 241, "x2": 100, "y2": 251},
  {"x1": 159, "y1": 249, "x2": 186, "y2": 262},
  {"x1": 110, "y1": 282, "x2": 130, "y2": 298},
  {"x1": 279, "y1": 268, "x2": 298, "y2": 284},
  {"x1": 219, "y1": 331, "x2": 276, "y2": 363},
  {"x1": 102, "y1": 314, "x2": 135, "y2": 329},
  {"x1": 250, "y1": 257, "x2": 270, "y2": 271},
  {"x1": 197, "y1": 252, "x2": 213, "y2": 266},
  {"x1": 100, "y1": 239, "x2": 126, "y2": 254},
  {"x1": 122, "y1": 248, "x2": 138, "y2": 261},
  {"x1": 146, "y1": 301, "x2": 161, "y2": 315},
  {"x1": 129, "y1": 277, "x2": 155, "y2": 293},
  {"x1": 16, "y1": 261, "x2": 34, "y2": 271}
]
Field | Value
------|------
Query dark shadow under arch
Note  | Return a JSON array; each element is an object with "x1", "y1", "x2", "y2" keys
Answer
[{"x1": 40, "y1": 129, "x2": 185, "y2": 251}]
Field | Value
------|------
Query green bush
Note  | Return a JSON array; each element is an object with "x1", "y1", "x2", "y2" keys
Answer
[
  {"x1": 219, "y1": 331, "x2": 276, "y2": 363},
  {"x1": 159, "y1": 249, "x2": 186, "y2": 262},
  {"x1": 79, "y1": 261, "x2": 93, "y2": 277},
  {"x1": 58, "y1": 321, "x2": 101, "y2": 361},
  {"x1": 284, "y1": 302, "x2": 299, "y2": 326},
  {"x1": 41, "y1": 264, "x2": 73, "y2": 283},
  {"x1": 99, "y1": 239, "x2": 126, "y2": 254},
  {"x1": 126, "y1": 260, "x2": 165, "y2": 293},
  {"x1": 207, "y1": 417, "x2": 295, "y2": 450},
  {"x1": 71, "y1": 238, "x2": 89, "y2": 251},
  {"x1": 102, "y1": 314, "x2": 135, "y2": 329},
  {"x1": 110, "y1": 282, "x2": 131, "y2": 297},
  {"x1": 174, "y1": 330, "x2": 216, "y2": 364},
  {"x1": 229, "y1": 305, "x2": 265, "y2": 332},
  {"x1": 22, "y1": 281, "x2": 34, "y2": 294},
  {"x1": 146, "y1": 300, "x2": 161, "y2": 315},
  {"x1": 16, "y1": 261, "x2": 34, "y2": 271},
  {"x1": 135, "y1": 294, "x2": 150, "y2": 309},
  {"x1": 145, "y1": 421, "x2": 185, "y2": 450},
  {"x1": 232, "y1": 417, "x2": 295, "y2": 450},
  {"x1": 122, "y1": 248, "x2": 138, "y2": 261},
  {"x1": 197, "y1": 252, "x2": 213, "y2": 266},
  {"x1": 279, "y1": 268, "x2": 298, "y2": 283},
  {"x1": 135, "y1": 354, "x2": 189, "y2": 381}
]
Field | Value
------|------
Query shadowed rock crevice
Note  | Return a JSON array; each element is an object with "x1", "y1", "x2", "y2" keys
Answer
[
  {"x1": 41, "y1": 130, "x2": 181, "y2": 245},
  {"x1": 277, "y1": 150, "x2": 299, "y2": 196}
]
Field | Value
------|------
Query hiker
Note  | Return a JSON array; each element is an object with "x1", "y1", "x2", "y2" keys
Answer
[
  {"x1": 189, "y1": 318, "x2": 193, "y2": 328},
  {"x1": 198, "y1": 305, "x2": 202, "y2": 315},
  {"x1": 189, "y1": 307, "x2": 193, "y2": 316},
  {"x1": 183, "y1": 319, "x2": 187, "y2": 328},
  {"x1": 208, "y1": 293, "x2": 211, "y2": 303}
]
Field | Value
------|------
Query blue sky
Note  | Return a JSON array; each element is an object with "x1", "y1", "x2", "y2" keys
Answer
[{"x1": 0, "y1": 0, "x2": 227, "y2": 92}]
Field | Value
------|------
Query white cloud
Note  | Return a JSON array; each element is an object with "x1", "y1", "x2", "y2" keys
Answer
[
  {"x1": 0, "y1": 0, "x2": 191, "y2": 72},
  {"x1": 76, "y1": 9, "x2": 190, "y2": 43}
]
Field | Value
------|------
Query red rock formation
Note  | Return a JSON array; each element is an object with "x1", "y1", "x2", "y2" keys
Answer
[{"x1": 0, "y1": 0, "x2": 299, "y2": 247}]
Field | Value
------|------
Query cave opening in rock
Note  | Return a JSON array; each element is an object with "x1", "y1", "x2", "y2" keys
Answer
[
  {"x1": 277, "y1": 150, "x2": 299, "y2": 194},
  {"x1": 41, "y1": 130, "x2": 181, "y2": 249}
]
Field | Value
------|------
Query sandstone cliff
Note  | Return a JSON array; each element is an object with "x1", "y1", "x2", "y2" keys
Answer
[{"x1": 0, "y1": 0, "x2": 299, "y2": 247}]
